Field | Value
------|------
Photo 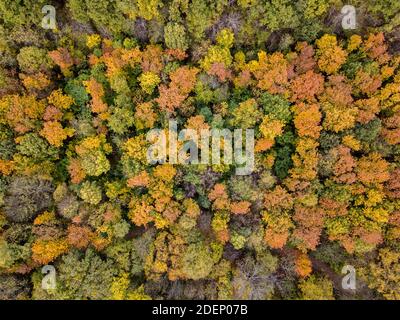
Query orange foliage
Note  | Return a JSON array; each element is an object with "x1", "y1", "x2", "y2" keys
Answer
[
  {"x1": 382, "y1": 112, "x2": 400, "y2": 145},
  {"x1": 1, "y1": 94, "x2": 46, "y2": 133},
  {"x1": 163, "y1": 201, "x2": 181, "y2": 223},
  {"x1": 356, "y1": 153, "x2": 390, "y2": 185},
  {"x1": 264, "y1": 229, "x2": 289, "y2": 249},
  {"x1": 185, "y1": 114, "x2": 210, "y2": 132},
  {"x1": 127, "y1": 171, "x2": 150, "y2": 187},
  {"x1": 20, "y1": 72, "x2": 51, "y2": 91},
  {"x1": 385, "y1": 168, "x2": 400, "y2": 199},
  {"x1": 83, "y1": 78, "x2": 108, "y2": 113},
  {"x1": 141, "y1": 45, "x2": 163, "y2": 74},
  {"x1": 48, "y1": 48, "x2": 74, "y2": 71},
  {"x1": 207, "y1": 62, "x2": 232, "y2": 82},
  {"x1": 67, "y1": 225, "x2": 93, "y2": 249},
  {"x1": 264, "y1": 186, "x2": 293, "y2": 211},
  {"x1": 293, "y1": 102, "x2": 322, "y2": 138},
  {"x1": 40, "y1": 121, "x2": 74, "y2": 147},
  {"x1": 0, "y1": 159, "x2": 14, "y2": 175},
  {"x1": 320, "y1": 198, "x2": 348, "y2": 217},
  {"x1": 291, "y1": 42, "x2": 316, "y2": 75},
  {"x1": 322, "y1": 75, "x2": 353, "y2": 107},
  {"x1": 290, "y1": 71, "x2": 324, "y2": 102},
  {"x1": 295, "y1": 252, "x2": 312, "y2": 278},
  {"x1": 252, "y1": 52, "x2": 289, "y2": 94},
  {"x1": 208, "y1": 183, "x2": 228, "y2": 201},
  {"x1": 68, "y1": 158, "x2": 86, "y2": 184},
  {"x1": 43, "y1": 105, "x2": 63, "y2": 121},
  {"x1": 333, "y1": 146, "x2": 356, "y2": 184},
  {"x1": 363, "y1": 33, "x2": 390, "y2": 65},
  {"x1": 292, "y1": 205, "x2": 324, "y2": 250},
  {"x1": 355, "y1": 97, "x2": 380, "y2": 124},
  {"x1": 230, "y1": 201, "x2": 251, "y2": 215},
  {"x1": 233, "y1": 69, "x2": 252, "y2": 88},
  {"x1": 134, "y1": 102, "x2": 157, "y2": 130},
  {"x1": 129, "y1": 196, "x2": 154, "y2": 226},
  {"x1": 31, "y1": 239, "x2": 69, "y2": 265},
  {"x1": 209, "y1": 183, "x2": 230, "y2": 211},
  {"x1": 353, "y1": 70, "x2": 382, "y2": 96},
  {"x1": 165, "y1": 49, "x2": 188, "y2": 61},
  {"x1": 156, "y1": 66, "x2": 199, "y2": 113}
]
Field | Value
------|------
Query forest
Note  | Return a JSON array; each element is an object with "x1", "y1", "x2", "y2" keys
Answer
[{"x1": 0, "y1": 0, "x2": 400, "y2": 300}]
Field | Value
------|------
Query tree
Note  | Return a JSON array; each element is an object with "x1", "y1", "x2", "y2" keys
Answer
[
  {"x1": 17, "y1": 46, "x2": 51, "y2": 73},
  {"x1": 47, "y1": 89, "x2": 75, "y2": 110},
  {"x1": 293, "y1": 102, "x2": 322, "y2": 138},
  {"x1": 298, "y1": 275, "x2": 334, "y2": 300},
  {"x1": 360, "y1": 247, "x2": 400, "y2": 300},
  {"x1": 4, "y1": 177, "x2": 54, "y2": 222},
  {"x1": 0, "y1": 275, "x2": 30, "y2": 300},
  {"x1": 156, "y1": 66, "x2": 199, "y2": 112},
  {"x1": 16, "y1": 133, "x2": 58, "y2": 161},
  {"x1": 181, "y1": 242, "x2": 215, "y2": 280},
  {"x1": 315, "y1": 34, "x2": 347, "y2": 74},
  {"x1": 356, "y1": 153, "x2": 390, "y2": 186},
  {"x1": 83, "y1": 78, "x2": 108, "y2": 114},
  {"x1": 138, "y1": 72, "x2": 161, "y2": 94},
  {"x1": 164, "y1": 23, "x2": 189, "y2": 51},
  {"x1": 40, "y1": 121, "x2": 75, "y2": 147},
  {"x1": 0, "y1": 94, "x2": 46, "y2": 134},
  {"x1": 134, "y1": 102, "x2": 157, "y2": 130},
  {"x1": 201, "y1": 29, "x2": 234, "y2": 71},
  {"x1": 292, "y1": 204, "x2": 324, "y2": 251},
  {"x1": 79, "y1": 181, "x2": 102, "y2": 205},
  {"x1": 232, "y1": 252, "x2": 277, "y2": 300},
  {"x1": 290, "y1": 71, "x2": 324, "y2": 102},
  {"x1": 31, "y1": 238, "x2": 69, "y2": 265},
  {"x1": 48, "y1": 48, "x2": 74, "y2": 75},
  {"x1": 294, "y1": 252, "x2": 312, "y2": 278},
  {"x1": 53, "y1": 249, "x2": 119, "y2": 300},
  {"x1": 230, "y1": 98, "x2": 262, "y2": 129}
]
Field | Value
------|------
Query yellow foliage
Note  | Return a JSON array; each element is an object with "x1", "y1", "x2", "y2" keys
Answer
[
  {"x1": 48, "y1": 89, "x2": 74, "y2": 110},
  {"x1": 33, "y1": 211, "x2": 56, "y2": 225},
  {"x1": 40, "y1": 121, "x2": 75, "y2": 147},
  {"x1": 138, "y1": 72, "x2": 161, "y2": 94},
  {"x1": 0, "y1": 159, "x2": 14, "y2": 175},
  {"x1": 134, "y1": 102, "x2": 157, "y2": 130},
  {"x1": 316, "y1": 34, "x2": 347, "y2": 74},
  {"x1": 342, "y1": 135, "x2": 361, "y2": 151},
  {"x1": 364, "y1": 207, "x2": 389, "y2": 224},
  {"x1": 216, "y1": 28, "x2": 234, "y2": 48},
  {"x1": 255, "y1": 116, "x2": 284, "y2": 152},
  {"x1": 322, "y1": 102, "x2": 358, "y2": 133},
  {"x1": 124, "y1": 134, "x2": 148, "y2": 164},
  {"x1": 153, "y1": 164, "x2": 176, "y2": 183},
  {"x1": 111, "y1": 273, "x2": 130, "y2": 300},
  {"x1": 86, "y1": 34, "x2": 102, "y2": 49},
  {"x1": 21, "y1": 72, "x2": 51, "y2": 90},
  {"x1": 126, "y1": 285, "x2": 152, "y2": 300},
  {"x1": 347, "y1": 35, "x2": 362, "y2": 52},
  {"x1": 31, "y1": 239, "x2": 69, "y2": 265}
]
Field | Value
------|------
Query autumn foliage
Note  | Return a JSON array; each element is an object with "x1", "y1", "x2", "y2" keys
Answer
[{"x1": 1, "y1": 0, "x2": 400, "y2": 301}]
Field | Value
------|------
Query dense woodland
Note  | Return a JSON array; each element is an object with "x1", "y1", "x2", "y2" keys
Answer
[{"x1": 1, "y1": 0, "x2": 400, "y2": 300}]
